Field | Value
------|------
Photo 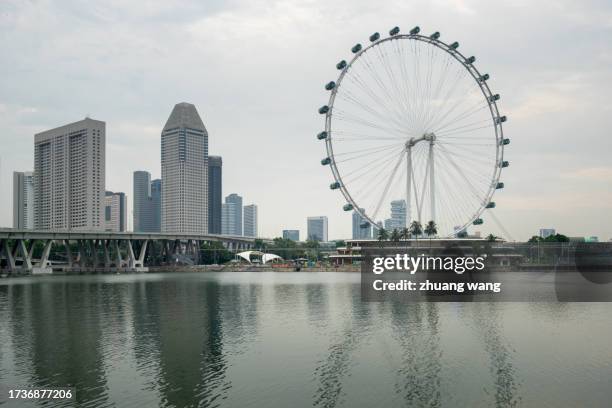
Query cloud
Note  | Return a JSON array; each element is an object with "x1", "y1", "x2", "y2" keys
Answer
[{"x1": 562, "y1": 166, "x2": 612, "y2": 182}]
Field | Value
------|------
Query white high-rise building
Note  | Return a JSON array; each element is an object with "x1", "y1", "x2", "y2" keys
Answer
[
  {"x1": 161, "y1": 103, "x2": 208, "y2": 233},
  {"x1": 34, "y1": 118, "x2": 105, "y2": 231},
  {"x1": 222, "y1": 193, "x2": 242, "y2": 236},
  {"x1": 13, "y1": 171, "x2": 34, "y2": 229},
  {"x1": 243, "y1": 204, "x2": 258, "y2": 237},
  {"x1": 390, "y1": 199, "x2": 407, "y2": 230},
  {"x1": 307, "y1": 216, "x2": 328, "y2": 242},
  {"x1": 352, "y1": 208, "x2": 371, "y2": 239}
]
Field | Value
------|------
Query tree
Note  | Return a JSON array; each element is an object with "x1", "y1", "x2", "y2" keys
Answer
[
  {"x1": 253, "y1": 239, "x2": 267, "y2": 251},
  {"x1": 544, "y1": 233, "x2": 569, "y2": 243},
  {"x1": 302, "y1": 239, "x2": 321, "y2": 261},
  {"x1": 335, "y1": 240, "x2": 346, "y2": 248},
  {"x1": 486, "y1": 234, "x2": 498, "y2": 242},
  {"x1": 390, "y1": 228, "x2": 401, "y2": 242},
  {"x1": 424, "y1": 220, "x2": 437, "y2": 247},
  {"x1": 377, "y1": 228, "x2": 389, "y2": 247},
  {"x1": 409, "y1": 221, "x2": 422, "y2": 239},
  {"x1": 200, "y1": 241, "x2": 233, "y2": 265}
]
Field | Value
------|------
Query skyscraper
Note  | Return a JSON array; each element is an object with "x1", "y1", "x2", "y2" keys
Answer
[
  {"x1": 372, "y1": 221, "x2": 383, "y2": 238},
  {"x1": 13, "y1": 171, "x2": 34, "y2": 229},
  {"x1": 222, "y1": 193, "x2": 242, "y2": 235},
  {"x1": 34, "y1": 118, "x2": 105, "y2": 231},
  {"x1": 104, "y1": 191, "x2": 127, "y2": 232},
  {"x1": 161, "y1": 102, "x2": 208, "y2": 233},
  {"x1": 307, "y1": 216, "x2": 328, "y2": 242},
  {"x1": 283, "y1": 230, "x2": 300, "y2": 241},
  {"x1": 352, "y1": 208, "x2": 371, "y2": 239},
  {"x1": 150, "y1": 179, "x2": 162, "y2": 232},
  {"x1": 133, "y1": 171, "x2": 161, "y2": 232},
  {"x1": 208, "y1": 156, "x2": 222, "y2": 234},
  {"x1": 133, "y1": 170, "x2": 151, "y2": 232},
  {"x1": 389, "y1": 199, "x2": 407, "y2": 230},
  {"x1": 243, "y1": 204, "x2": 258, "y2": 237}
]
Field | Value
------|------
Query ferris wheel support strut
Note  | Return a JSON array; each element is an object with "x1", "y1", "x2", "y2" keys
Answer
[
  {"x1": 429, "y1": 139, "x2": 436, "y2": 224},
  {"x1": 406, "y1": 145, "x2": 412, "y2": 227}
]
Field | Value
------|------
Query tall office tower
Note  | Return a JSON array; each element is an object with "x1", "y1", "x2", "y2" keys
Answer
[
  {"x1": 243, "y1": 204, "x2": 258, "y2": 237},
  {"x1": 133, "y1": 171, "x2": 162, "y2": 232},
  {"x1": 104, "y1": 191, "x2": 127, "y2": 232},
  {"x1": 208, "y1": 156, "x2": 222, "y2": 234},
  {"x1": 34, "y1": 118, "x2": 105, "y2": 231},
  {"x1": 150, "y1": 179, "x2": 162, "y2": 232},
  {"x1": 13, "y1": 171, "x2": 34, "y2": 229},
  {"x1": 384, "y1": 218, "x2": 393, "y2": 231},
  {"x1": 283, "y1": 230, "x2": 300, "y2": 241},
  {"x1": 161, "y1": 102, "x2": 208, "y2": 233},
  {"x1": 352, "y1": 208, "x2": 371, "y2": 239},
  {"x1": 133, "y1": 171, "x2": 151, "y2": 232},
  {"x1": 390, "y1": 199, "x2": 407, "y2": 230},
  {"x1": 222, "y1": 193, "x2": 242, "y2": 235},
  {"x1": 307, "y1": 216, "x2": 328, "y2": 242}
]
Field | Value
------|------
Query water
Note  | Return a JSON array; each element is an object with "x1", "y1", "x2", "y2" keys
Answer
[{"x1": 0, "y1": 272, "x2": 611, "y2": 407}]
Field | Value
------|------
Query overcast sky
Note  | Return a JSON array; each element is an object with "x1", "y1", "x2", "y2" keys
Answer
[{"x1": 1, "y1": 0, "x2": 611, "y2": 241}]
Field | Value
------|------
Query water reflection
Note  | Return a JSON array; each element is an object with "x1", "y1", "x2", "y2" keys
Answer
[
  {"x1": 390, "y1": 302, "x2": 442, "y2": 407},
  {"x1": 0, "y1": 273, "x2": 611, "y2": 407}
]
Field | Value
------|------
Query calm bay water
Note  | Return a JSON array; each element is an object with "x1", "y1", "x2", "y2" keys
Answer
[{"x1": 0, "y1": 272, "x2": 611, "y2": 407}]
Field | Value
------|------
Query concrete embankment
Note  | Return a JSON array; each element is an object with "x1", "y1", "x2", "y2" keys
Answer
[{"x1": 148, "y1": 264, "x2": 361, "y2": 273}]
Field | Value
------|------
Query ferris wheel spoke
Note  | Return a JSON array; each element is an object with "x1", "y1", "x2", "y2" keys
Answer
[
  {"x1": 436, "y1": 118, "x2": 491, "y2": 135},
  {"x1": 394, "y1": 41, "x2": 418, "y2": 128},
  {"x1": 427, "y1": 72, "x2": 483, "y2": 132},
  {"x1": 359, "y1": 51, "x2": 415, "y2": 131},
  {"x1": 334, "y1": 143, "x2": 403, "y2": 164},
  {"x1": 346, "y1": 70, "x2": 412, "y2": 129},
  {"x1": 418, "y1": 43, "x2": 437, "y2": 130},
  {"x1": 339, "y1": 147, "x2": 402, "y2": 181},
  {"x1": 332, "y1": 142, "x2": 403, "y2": 157},
  {"x1": 435, "y1": 145, "x2": 494, "y2": 180},
  {"x1": 435, "y1": 125, "x2": 496, "y2": 139},
  {"x1": 375, "y1": 44, "x2": 421, "y2": 133},
  {"x1": 437, "y1": 145, "x2": 489, "y2": 203},
  {"x1": 350, "y1": 149, "x2": 407, "y2": 201},
  {"x1": 334, "y1": 113, "x2": 410, "y2": 139},
  {"x1": 338, "y1": 89, "x2": 412, "y2": 133},
  {"x1": 432, "y1": 97, "x2": 489, "y2": 134},
  {"x1": 435, "y1": 156, "x2": 482, "y2": 226},
  {"x1": 422, "y1": 66, "x2": 470, "y2": 131},
  {"x1": 371, "y1": 150, "x2": 405, "y2": 221},
  {"x1": 436, "y1": 140, "x2": 496, "y2": 147}
]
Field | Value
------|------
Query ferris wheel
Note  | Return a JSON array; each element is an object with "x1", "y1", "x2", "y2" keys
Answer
[{"x1": 318, "y1": 26, "x2": 509, "y2": 237}]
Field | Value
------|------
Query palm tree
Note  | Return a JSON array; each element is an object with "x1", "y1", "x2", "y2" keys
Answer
[
  {"x1": 424, "y1": 220, "x2": 437, "y2": 248},
  {"x1": 409, "y1": 220, "x2": 422, "y2": 238},
  {"x1": 377, "y1": 228, "x2": 389, "y2": 247},
  {"x1": 391, "y1": 228, "x2": 401, "y2": 243},
  {"x1": 486, "y1": 233, "x2": 498, "y2": 242}
]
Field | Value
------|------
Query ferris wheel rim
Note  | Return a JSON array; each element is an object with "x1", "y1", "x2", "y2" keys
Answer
[{"x1": 323, "y1": 30, "x2": 506, "y2": 237}]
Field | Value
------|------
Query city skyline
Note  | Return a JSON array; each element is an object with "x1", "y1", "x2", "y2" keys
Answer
[{"x1": 1, "y1": 0, "x2": 611, "y2": 240}]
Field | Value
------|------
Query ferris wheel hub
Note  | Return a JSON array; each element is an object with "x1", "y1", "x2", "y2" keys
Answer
[{"x1": 406, "y1": 132, "x2": 436, "y2": 149}]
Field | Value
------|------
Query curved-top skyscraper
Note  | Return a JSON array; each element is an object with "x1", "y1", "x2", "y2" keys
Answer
[{"x1": 161, "y1": 102, "x2": 208, "y2": 233}]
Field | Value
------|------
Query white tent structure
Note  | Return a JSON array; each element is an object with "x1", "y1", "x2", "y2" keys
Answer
[
  {"x1": 236, "y1": 251, "x2": 283, "y2": 264},
  {"x1": 262, "y1": 253, "x2": 282, "y2": 264}
]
